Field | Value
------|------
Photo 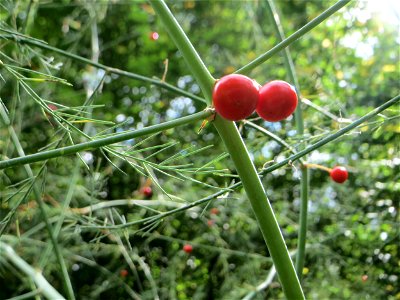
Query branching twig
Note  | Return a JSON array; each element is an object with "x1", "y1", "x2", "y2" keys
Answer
[{"x1": 0, "y1": 242, "x2": 66, "y2": 300}]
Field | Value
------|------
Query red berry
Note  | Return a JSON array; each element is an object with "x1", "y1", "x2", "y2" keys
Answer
[
  {"x1": 256, "y1": 80, "x2": 298, "y2": 122},
  {"x1": 207, "y1": 219, "x2": 215, "y2": 227},
  {"x1": 48, "y1": 104, "x2": 58, "y2": 111},
  {"x1": 210, "y1": 208, "x2": 219, "y2": 215},
  {"x1": 212, "y1": 74, "x2": 260, "y2": 121},
  {"x1": 120, "y1": 269, "x2": 128, "y2": 277},
  {"x1": 330, "y1": 166, "x2": 348, "y2": 183},
  {"x1": 182, "y1": 244, "x2": 193, "y2": 254},
  {"x1": 361, "y1": 274, "x2": 368, "y2": 282},
  {"x1": 150, "y1": 32, "x2": 159, "y2": 41},
  {"x1": 141, "y1": 186, "x2": 153, "y2": 198}
]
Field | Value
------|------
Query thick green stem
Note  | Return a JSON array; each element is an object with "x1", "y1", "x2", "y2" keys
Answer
[
  {"x1": 150, "y1": 1, "x2": 304, "y2": 298},
  {"x1": 236, "y1": 0, "x2": 351, "y2": 75},
  {"x1": 214, "y1": 118, "x2": 304, "y2": 299},
  {"x1": 0, "y1": 110, "x2": 211, "y2": 170}
]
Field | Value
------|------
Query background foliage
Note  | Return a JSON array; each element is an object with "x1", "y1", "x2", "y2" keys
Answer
[{"x1": 0, "y1": 0, "x2": 399, "y2": 299}]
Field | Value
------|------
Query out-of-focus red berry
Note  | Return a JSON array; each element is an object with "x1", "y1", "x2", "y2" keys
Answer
[
  {"x1": 210, "y1": 208, "x2": 219, "y2": 215},
  {"x1": 48, "y1": 104, "x2": 58, "y2": 111},
  {"x1": 120, "y1": 269, "x2": 128, "y2": 277},
  {"x1": 207, "y1": 219, "x2": 215, "y2": 227},
  {"x1": 141, "y1": 186, "x2": 153, "y2": 198},
  {"x1": 150, "y1": 32, "x2": 159, "y2": 41},
  {"x1": 183, "y1": 244, "x2": 193, "y2": 254}
]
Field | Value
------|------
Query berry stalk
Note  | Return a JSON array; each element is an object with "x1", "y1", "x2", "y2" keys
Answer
[{"x1": 303, "y1": 163, "x2": 332, "y2": 173}]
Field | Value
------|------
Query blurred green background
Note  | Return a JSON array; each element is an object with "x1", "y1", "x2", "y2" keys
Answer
[{"x1": 0, "y1": 0, "x2": 399, "y2": 299}]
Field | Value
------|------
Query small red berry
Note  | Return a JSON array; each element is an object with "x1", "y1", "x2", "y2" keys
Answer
[
  {"x1": 256, "y1": 80, "x2": 298, "y2": 122},
  {"x1": 212, "y1": 74, "x2": 260, "y2": 121},
  {"x1": 182, "y1": 244, "x2": 193, "y2": 254},
  {"x1": 210, "y1": 208, "x2": 219, "y2": 215},
  {"x1": 330, "y1": 166, "x2": 348, "y2": 183},
  {"x1": 207, "y1": 219, "x2": 215, "y2": 227},
  {"x1": 141, "y1": 186, "x2": 153, "y2": 198},
  {"x1": 48, "y1": 104, "x2": 58, "y2": 111},
  {"x1": 120, "y1": 269, "x2": 128, "y2": 277},
  {"x1": 150, "y1": 32, "x2": 159, "y2": 41},
  {"x1": 361, "y1": 274, "x2": 368, "y2": 282}
]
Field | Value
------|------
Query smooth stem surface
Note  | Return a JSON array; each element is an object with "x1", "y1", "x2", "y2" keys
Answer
[
  {"x1": 150, "y1": 1, "x2": 304, "y2": 298},
  {"x1": 296, "y1": 166, "x2": 309, "y2": 279},
  {"x1": 214, "y1": 117, "x2": 305, "y2": 299},
  {"x1": 236, "y1": 0, "x2": 351, "y2": 75},
  {"x1": 304, "y1": 163, "x2": 332, "y2": 173},
  {"x1": 0, "y1": 110, "x2": 211, "y2": 170},
  {"x1": 264, "y1": 0, "x2": 311, "y2": 279}
]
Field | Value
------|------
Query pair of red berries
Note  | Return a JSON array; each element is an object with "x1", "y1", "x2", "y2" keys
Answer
[{"x1": 212, "y1": 74, "x2": 298, "y2": 122}]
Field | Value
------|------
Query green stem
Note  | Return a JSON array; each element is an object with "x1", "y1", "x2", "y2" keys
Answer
[
  {"x1": 0, "y1": 34, "x2": 206, "y2": 103},
  {"x1": 149, "y1": 1, "x2": 215, "y2": 102},
  {"x1": 236, "y1": 0, "x2": 352, "y2": 75},
  {"x1": 296, "y1": 166, "x2": 309, "y2": 278},
  {"x1": 5, "y1": 289, "x2": 42, "y2": 300},
  {"x1": 262, "y1": 95, "x2": 400, "y2": 175},
  {"x1": 264, "y1": 0, "x2": 309, "y2": 279},
  {"x1": 2, "y1": 105, "x2": 75, "y2": 299},
  {"x1": 0, "y1": 242, "x2": 66, "y2": 300},
  {"x1": 150, "y1": 1, "x2": 304, "y2": 298},
  {"x1": 0, "y1": 110, "x2": 212, "y2": 170},
  {"x1": 213, "y1": 118, "x2": 305, "y2": 299},
  {"x1": 244, "y1": 120, "x2": 300, "y2": 158},
  {"x1": 84, "y1": 94, "x2": 399, "y2": 233}
]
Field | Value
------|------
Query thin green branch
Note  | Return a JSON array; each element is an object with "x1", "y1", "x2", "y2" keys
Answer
[
  {"x1": 0, "y1": 110, "x2": 212, "y2": 170},
  {"x1": 144, "y1": 232, "x2": 274, "y2": 262},
  {"x1": 236, "y1": 0, "x2": 352, "y2": 75},
  {"x1": 302, "y1": 98, "x2": 352, "y2": 123},
  {"x1": 262, "y1": 95, "x2": 400, "y2": 175},
  {"x1": 149, "y1": 0, "x2": 215, "y2": 103},
  {"x1": 81, "y1": 95, "x2": 400, "y2": 233},
  {"x1": 243, "y1": 120, "x2": 299, "y2": 158},
  {"x1": 296, "y1": 165, "x2": 309, "y2": 278},
  {"x1": 264, "y1": 0, "x2": 309, "y2": 279},
  {"x1": 0, "y1": 34, "x2": 206, "y2": 103},
  {"x1": 1, "y1": 104, "x2": 75, "y2": 299},
  {"x1": 5, "y1": 289, "x2": 42, "y2": 300},
  {"x1": 0, "y1": 242, "x2": 66, "y2": 300},
  {"x1": 72, "y1": 199, "x2": 183, "y2": 215},
  {"x1": 242, "y1": 266, "x2": 277, "y2": 300}
]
